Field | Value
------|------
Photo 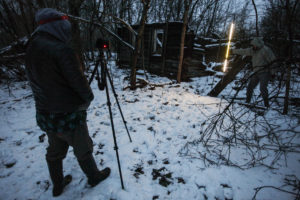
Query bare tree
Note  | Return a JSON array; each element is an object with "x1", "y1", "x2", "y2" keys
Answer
[
  {"x1": 205, "y1": 0, "x2": 219, "y2": 36},
  {"x1": 251, "y1": 0, "x2": 259, "y2": 36},
  {"x1": 161, "y1": 0, "x2": 174, "y2": 73},
  {"x1": 68, "y1": 0, "x2": 85, "y2": 69},
  {"x1": 283, "y1": 0, "x2": 299, "y2": 114},
  {"x1": 177, "y1": 0, "x2": 192, "y2": 83},
  {"x1": 130, "y1": 0, "x2": 150, "y2": 89}
]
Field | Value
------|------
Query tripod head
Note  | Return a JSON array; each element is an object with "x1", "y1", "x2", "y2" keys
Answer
[
  {"x1": 96, "y1": 38, "x2": 109, "y2": 50},
  {"x1": 89, "y1": 38, "x2": 111, "y2": 90},
  {"x1": 96, "y1": 38, "x2": 112, "y2": 60}
]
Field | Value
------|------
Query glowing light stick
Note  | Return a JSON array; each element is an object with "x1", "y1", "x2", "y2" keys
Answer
[{"x1": 223, "y1": 23, "x2": 235, "y2": 72}]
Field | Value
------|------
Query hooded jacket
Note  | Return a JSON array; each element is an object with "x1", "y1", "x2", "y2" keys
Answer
[
  {"x1": 25, "y1": 8, "x2": 94, "y2": 113},
  {"x1": 232, "y1": 37, "x2": 276, "y2": 73},
  {"x1": 34, "y1": 8, "x2": 72, "y2": 43}
]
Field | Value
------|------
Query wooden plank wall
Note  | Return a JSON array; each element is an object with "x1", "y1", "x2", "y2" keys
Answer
[{"x1": 117, "y1": 22, "x2": 195, "y2": 80}]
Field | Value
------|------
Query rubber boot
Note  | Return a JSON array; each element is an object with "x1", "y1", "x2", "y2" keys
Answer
[
  {"x1": 46, "y1": 160, "x2": 72, "y2": 197},
  {"x1": 78, "y1": 154, "x2": 110, "y2": 187}
]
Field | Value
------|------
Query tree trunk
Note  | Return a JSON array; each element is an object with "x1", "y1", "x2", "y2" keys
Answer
[
  {"x1": 1, "y1": 0, "x2": 20, "y2": 39},
  {"x1": 130, "y1": 0, "x2": 150, "y2": 89},
  {"x1": 68, "y1": 0, "x2": 85, "y2": 70},
  {"x1": 36, "y1": 0, "x2": 46, "y2": 8},
  {"x1": 120, "y1": 0, "x2": 125, "y2": 19},
  {"x1": 128, "y1": 0, "x2": 133, "y2": 24},
  {"x1": 188, "y1": 0, "x2": 200, "y2": 23},
  {"x1": 283, "y1": 0, "x2": 298, "y2": 114},
  {"x1": 25, "y1": 0, "x2": 35, "y2": 31},
  {"x1": 161, "y1": 0, "x2": 173, "y2": 73},
  {"x1": 16, "y1": 0, "x2": 30, "y2": 35},
  {"x1": 205, "y1": 0, "x2": 218, "y2": 36},
  {"x1": 251, "y1": 0, "x2": 259, "y2": 36},
  {"x1": 176, "y1": 0, "x2": 182, "y2": 21},
  {"x1": 177, "y1": 0, "x2": 192, "y2": 83}
]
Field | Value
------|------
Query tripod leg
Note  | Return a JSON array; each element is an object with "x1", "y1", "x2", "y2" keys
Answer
[
  {"x1": 104, "y1": 68, "x2": 125, "y2": 190},
  {"x1": 105, "y1": 69, "x2": 132, "y2": 142},
  {"x1": 89, "y1": 59, "x2": 100, "y2": 85}
]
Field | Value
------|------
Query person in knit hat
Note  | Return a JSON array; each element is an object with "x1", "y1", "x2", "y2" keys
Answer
[
  {"x1": 25, "y1": 8, "x2": 110, "y2": 197},
  {"x1": 232, "y1": 37, "x2": 276, "y2": 107}
]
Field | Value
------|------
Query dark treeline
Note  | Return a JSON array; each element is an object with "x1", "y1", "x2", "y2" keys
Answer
[
  {"x1": 0, "y1": 0, "x2": 299, "y2": 87},
  {"x1": 1, "y1": 0, "x2": 300, "y2": 50},
  {"x1": 0, "y1": 0, "x2": 250, "y2": 52}
]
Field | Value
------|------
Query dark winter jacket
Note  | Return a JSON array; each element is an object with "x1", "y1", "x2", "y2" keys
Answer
[
  {"x1": 25, "y1": 8, "x2": 93, "y2": 113},
  {"x1": 26, "y1": 32, "x2": 93, "y2": 113}
]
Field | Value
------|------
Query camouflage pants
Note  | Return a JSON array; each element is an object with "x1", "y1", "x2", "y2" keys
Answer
[
  {"x1": 46, "y1": 121, "x2": 93, "y2": 162},
  {"x1": 246, "y1": 72, "x2": 271, "y2": 106}
]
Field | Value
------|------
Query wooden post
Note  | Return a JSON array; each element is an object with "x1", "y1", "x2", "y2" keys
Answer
[{"x1": 208, "y1": 57, "x2": 246, "y2": 97}]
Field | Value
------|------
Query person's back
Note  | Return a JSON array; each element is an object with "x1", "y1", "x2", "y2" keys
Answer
[
  {"x1": 25, "y1": 8, "x2": 110, "y2": 197},
  {"x1": 26, "y1": 32, "x2": 93, "y2": 113}
]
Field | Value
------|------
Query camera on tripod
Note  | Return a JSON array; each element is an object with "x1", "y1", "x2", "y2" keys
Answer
[
  {"x1": 96, "y1": 38, "x2": 109, "y2": 50},
  {"x1": 89, "y1": 37, "x2": 132, "y2": 190},
  {"x1": 94, "y1": 38, "x2": 110, "y2": 90}
]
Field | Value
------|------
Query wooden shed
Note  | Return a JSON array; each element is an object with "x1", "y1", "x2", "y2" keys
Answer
[{"x1": 117, "y1": 22, "x2": 195, "y2": 80}]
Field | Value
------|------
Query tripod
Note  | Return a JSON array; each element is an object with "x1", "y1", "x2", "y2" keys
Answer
[{"x1": 89, "y1": 49, "x2": 132, "y2": 190}]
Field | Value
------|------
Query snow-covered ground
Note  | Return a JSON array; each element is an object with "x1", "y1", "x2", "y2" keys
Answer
[{"x1": 0, "y1": 61, "x2": 299, "y2": 200}]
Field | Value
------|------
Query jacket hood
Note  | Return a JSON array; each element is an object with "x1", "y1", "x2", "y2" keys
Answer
[
  {"x1": 35, "y1": 8, "x2": 71, "y2": 43},
  {"x1": 250, "y1": 37, "x2": 264, "y2": 49}
]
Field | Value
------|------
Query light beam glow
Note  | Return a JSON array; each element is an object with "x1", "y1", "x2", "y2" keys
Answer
[{"x1": 223, "y1": 23, "x2": 235, "y2": 72}]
